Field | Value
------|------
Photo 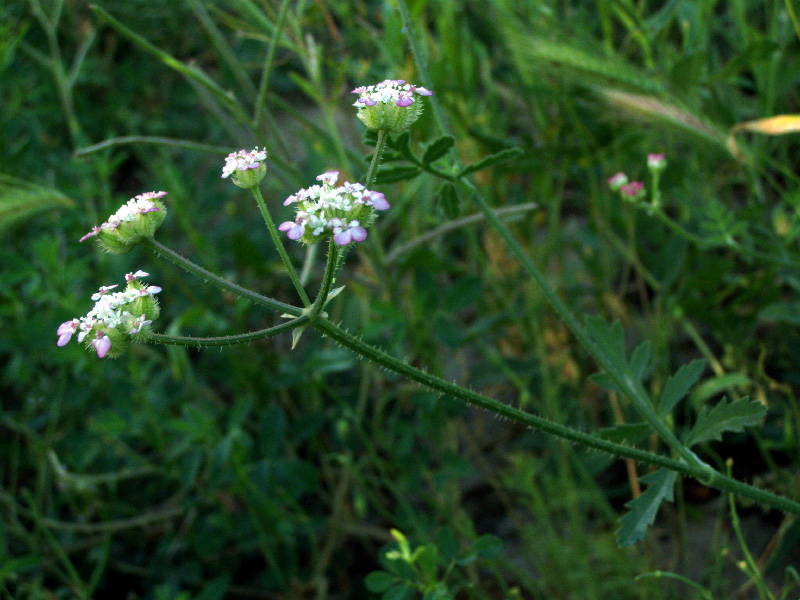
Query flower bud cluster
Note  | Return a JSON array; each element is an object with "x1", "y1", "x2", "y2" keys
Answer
[
  {"x1": 352, "y1": 80, "x2": 433, "y2": 133},
  {"x1": 80, "y1": 192, "x2": 167, "y2": 253},
  {"x1": 221, "y1": 147, "x2": 268, "y2": 188},
  {"x1": 279, "y1": 171, "x2": 390, "y2": 246},
  {"x1": 56, "y1": 271, "x2": 161, "y2": 358}
]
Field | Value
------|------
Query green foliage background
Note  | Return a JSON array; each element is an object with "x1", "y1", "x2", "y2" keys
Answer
[{"x1": 2, "y1": 0, "x2": 800, "y2": 598}]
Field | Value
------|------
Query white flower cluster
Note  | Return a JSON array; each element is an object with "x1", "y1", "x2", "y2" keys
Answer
[
  {"x1": 221, "y1": 147, "x2": 268, "y2": 188},
  {"x1": 56, "y1": 271, "x2": 161, "y2": 358},
  {"x1": 80, "y1": 192, "x2": 165, "y2": 243},
  {"x1": 352, "y1": 79, "x2": 433, "y2": 107},
  {"x1": 279, "y1": 171, "x2": 389, "y2": 246}
]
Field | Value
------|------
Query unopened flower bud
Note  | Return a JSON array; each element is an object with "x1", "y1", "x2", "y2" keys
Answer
[
  {"x1": 607, "y1": 172, "x2": 629, "y2": 191},
  {"x1": 352, "y1": 80, "x2": 433, "y2": 133},
  {"x1": 80, "y1": 192, "x2": 167, "y2": 253},
  {"x1": 647, "y1": 153, "x2": 667, "y2": 172},
  {"x1": 221, "y1": 147, "x2": 268, "y2": 188}
]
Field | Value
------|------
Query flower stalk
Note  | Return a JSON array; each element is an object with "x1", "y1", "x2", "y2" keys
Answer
[{"x1": 251, "y1": 184, "x2": 311, "y2": 307}]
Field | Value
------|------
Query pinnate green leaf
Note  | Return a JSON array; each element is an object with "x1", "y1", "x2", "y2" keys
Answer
[
  {"x1": 422, "y1": 135, "x2": 455, "y2": 165},
  {"x1": 617, "y1": 468, "x2": 676, "y2": 547},
  {"x1": 386, "y1": 132, "x2": 416, "y2": 162},
  {"x1": 629, "y1": 341, "x2": 653, "y2": 381},
  {"x1": 596, "y1": 422, "x2": 651, "y2": 445},
  {"x1": 458, "y1": 148, "x2": 523, "y2": 177},
  {"x1": 658, "y1": 359, "x2": 706, "y2": 417},
  {"x1": 584, "y1": 316, "x2": 627, "y2": 372},
  {"x1": 684, "y1": 397, "x2": 766, "y2": 447},
  {"x1": 375, "y1": 165, "x2": 422, "y2": 184}
]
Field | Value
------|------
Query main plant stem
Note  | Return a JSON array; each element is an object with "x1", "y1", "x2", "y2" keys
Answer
[{"x1": 144, "y1": 236, "x2": 800, "y2": 515}]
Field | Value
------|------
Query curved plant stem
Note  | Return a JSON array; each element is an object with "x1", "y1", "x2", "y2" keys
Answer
[
  {"x1": 250, "y1": 185, "x2": 311, "y2": 307},
  {"x1": 142, "y1": 238, "x2": 302, "y2": 317},
  {"x1": 309, "y1": 238, "x2": 339, "y2": 318},
  {"x1": 396, "y1": 0, "x2": 707, "y2": 474},
  {"x1": 141, "y1": 237, "x2": 800, "y2": 514},
  {"x1": 315, "y1": 317, "x2": 800, "y2": 516},
  {"x1": 148, "y1": 317, "x2": 309, "y2": 347}
]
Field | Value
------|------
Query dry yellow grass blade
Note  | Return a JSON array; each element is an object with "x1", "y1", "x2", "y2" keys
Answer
[{"x1": 727, "y1": 114, "x2": 800, "y2": 158}]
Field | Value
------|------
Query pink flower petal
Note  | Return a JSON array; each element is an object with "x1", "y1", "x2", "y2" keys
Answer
[
  {"x1": 92, "y1": 334, "x2": 111, "y2": 358},
  {"x1": 350, "y1": 226, "x2": 368, "y2": 242},
  {"x1": 333, "y1": 231, "x2": 352, "y2": 245}
]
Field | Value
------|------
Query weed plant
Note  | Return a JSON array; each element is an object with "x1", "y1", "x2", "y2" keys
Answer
[{"x1": 3, "y1": 1, "x2": 800, "y2": 599}]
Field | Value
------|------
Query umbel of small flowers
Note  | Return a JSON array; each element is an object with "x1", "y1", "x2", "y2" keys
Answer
[
  {"x1": 80, "y1": 191, "x2": 167, "y2": 253},
  {"x1": 608, "y1": 171, "x2": 645, "y2": 202},
  {"x1": 352, "y1": 79, "x2": 433, "y2": 133},
  {"x1": 278, "y1": 171, "x2": 390, "y2": 246},
  {"x1": 56, "y1": 271, "x2": 161, "y2": 359},
  {"x1": 221, "y1": 147, "x2": 268, "y2": 189}
]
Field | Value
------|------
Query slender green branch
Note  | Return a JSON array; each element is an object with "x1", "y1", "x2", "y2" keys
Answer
[
  {"x1": 253, "y1": 0, "x2": 292, "y2": 124},
  {"x1": 74, "y1": 136, "x2": 229, "y2": 157},
  {"x1": 647, "y1": 207, "x2": 708, "y2": 246},
  {"x1": 309, "y1": 238, "x2": 339, "y2": 318},
  {"x1": 384, "y1": 202, "x2": 539, "y2": 264},
  {"x1": 315, "y1": 317, "x2": 800, "y2": 515},
  {"x1": 365, "y1": 129, "x2": 388, "y2": 189},
  {"x1": 250, "y1": 185, "x2": 311, "y2": 307},
  {"x1": 396, "y1": 0, "x2": 706, "y2": 472},
  {"x1": 142, "y1": 238, "x2": 302, "y2": 317},
  {"x1": 148, "y1": 317, "x2": 309, "y2": 347}
]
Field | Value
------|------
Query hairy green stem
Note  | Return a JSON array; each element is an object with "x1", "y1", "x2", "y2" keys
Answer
[
  {"x1": 250, "y1": 185, "x2": 311, "y2": 307},
  {"x1": 142, "y1": 238, "x2": 302, "y2": 317},
  {"x1": 396, "y1": 0, "x2": 706, "y2": 472},
  {"x1": 309, "y1": 238, "x2": 339, "y2": 318},
  {"x1": 148, "y1": 317, "x2": 309, "y2": 347},
  {"x1": 366, "y1": 130, "x2": 388, "y2": 189},
  {"x1": 141, "y1": 240, "x2": 800, "y2": 514},
  {"x1": 315, "y1": 317, "x2": 800, "y2": 514}
]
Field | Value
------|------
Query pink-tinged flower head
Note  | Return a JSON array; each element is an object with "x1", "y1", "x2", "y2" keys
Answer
[
  {"x1": 607, "y1": 172, "x2": 629, "y2": 191},
  {"x1": 620, "y1": 181, "x2": 645, "y2": 200},
  {"x1": 221, "y1": 147, "x2": 268, "y2": 188},
  {"x1": 80, "y1": 192, "x2": 167, "y2": 253},
  {"x1": 280, "y1": 172, "x2": 389, "y2": 246},
  {"x1": 647, "y1": 153, "x2": 667, "y2": 171},
  {"x1": 56, "y1": 271, "x2": 162, "y2": 358},
  {"x1": 352, "y1": 80, "x2": 433, "y2": 132}
]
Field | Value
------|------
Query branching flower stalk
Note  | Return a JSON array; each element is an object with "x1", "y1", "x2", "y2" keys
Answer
[
  {"x1": 57, "y1": 66, "x2": 800, "y2": 536},
  {"x1": 221, "y1": 148, "x2": 311, "y2": 307}
]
